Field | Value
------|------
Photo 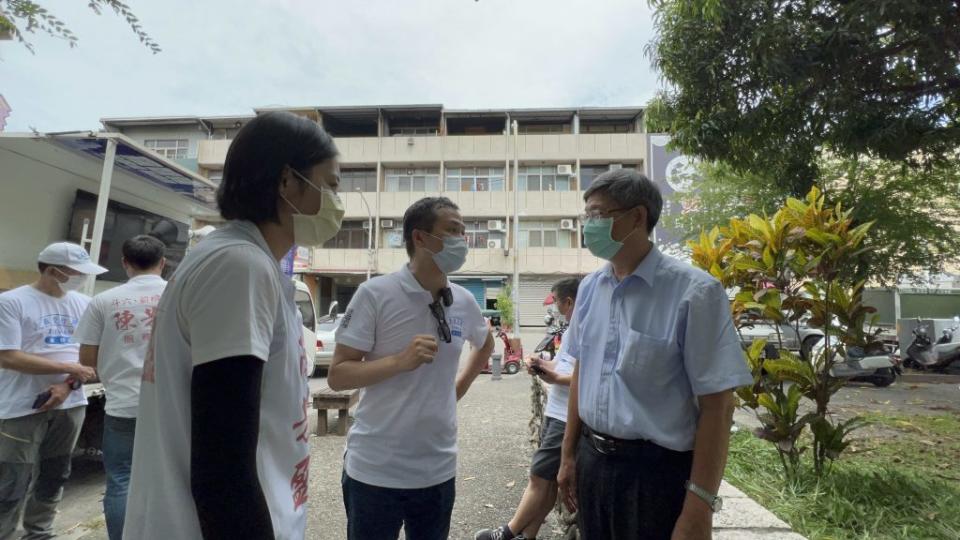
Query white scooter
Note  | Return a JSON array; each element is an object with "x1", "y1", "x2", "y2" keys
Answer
[
  {"x1": 811, "y1": 339, "x2": 900, "y2": 387},
  {"x1": 902, "y1": 316, "x2": 960, "y2": 373}
]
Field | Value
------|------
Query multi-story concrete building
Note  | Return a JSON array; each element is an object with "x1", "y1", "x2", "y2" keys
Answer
[{"x1": 101, "y1": 104, "x2": 648, "y2": 326}]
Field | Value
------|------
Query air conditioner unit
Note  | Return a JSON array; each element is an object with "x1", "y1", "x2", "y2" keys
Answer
[
  {"x1": 609, "y1": 163, "x2": 623, "y2": 170},
  {"x1": 487, "y1": 239, "x2": 502, "y2": 249},
  {"x1": 380, "y1": 219, "x2": 395, "y2": 229},
  {"x1": 556, "y1": 164, "x2": 574, "y2": 176},
  {"x1": 487, "y1": 219, "x2": 505, "y2": 231},
  {"x1": 560, "y1": 219, "x2": 576, "y2": 230},
  {"x1": 362, "y1": 221, "x2": 371, "y2": 230}
]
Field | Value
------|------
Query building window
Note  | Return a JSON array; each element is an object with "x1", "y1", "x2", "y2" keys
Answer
[
  {"x1": 519, "y1": 221, "x2": 574, "y2": 248},
  {"x1": 385, "y1": 168, "x2": 440, "y2": 192},
  {"x1": 519, "y1": 166, "x2": 573, "y2": 192},
  {"x1": 144, "y1": 139, "x2": 189, "y2": 159},
  {"x1": 464, "y1": 220, "x2": 506, "y2": 249},
  {"x1": 323, "y1": 220, "x2": 369, "y2": 249},
  {"x1": 206, "y1": 171, "x2": 223, "y2": 186},
  {"x1": 580, "y1": 122, "x2": 633, "y2": 134},
  {"x1": 445, "y1": 167, "x2": 505, "y2": 192},
  {"x1": 518, "y1": 123, "x2": 571, "y2": 134},
  {"x1": 580, "y1": 164, "x2": 637, "y2": 190},
  {"x1": 390, "y1": 126, "x2": 439, "y2": 136},
  {"x1": 340, "y1": 169, "x2": 377, "y2": 192}
]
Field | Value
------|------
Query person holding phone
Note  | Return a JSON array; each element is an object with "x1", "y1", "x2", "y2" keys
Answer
[
  {"x1": 0, "y1": 242, "x2": 104, "y2": 539},
  {"x1": 122, "y1": 111, "x2": 343, "y2": 540},
  {"x1": 329, "y1": 197, "x2": 494, "y2": 540}
]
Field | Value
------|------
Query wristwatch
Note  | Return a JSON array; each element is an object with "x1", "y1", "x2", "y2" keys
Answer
[{"x1": 685, "y1": 480, "x2": 723, "y2": 513}]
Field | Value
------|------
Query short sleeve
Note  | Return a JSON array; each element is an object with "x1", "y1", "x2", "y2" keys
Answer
[
  {"x1": 182, "y1": 247, "x2": 282, "y2": 366},
  {"x1": 563, "y1": 294, "x2": 584, "y2": 361},
  {"x1": 335, "y1": 285, "x2": 377, "y2": 353},
  {"x1": 462, "y1": 297, "x2": 489, "y2": 349},
  {"x1": 0, "y1": 296, "x2": 22, "y2": 351},
  {"x1": 681, "y1": 280, "x2": 753, "y2": 396},
  {"x1": 74, "y1": 297, "x2": 105, "y2": 346}
]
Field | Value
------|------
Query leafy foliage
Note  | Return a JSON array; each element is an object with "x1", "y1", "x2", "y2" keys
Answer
[
  {"x1": 495, "y1": 284, "x2": 514, "y2": 330},
  {"x1": 691, "y1": 186, "x2": 882, "y2": 479},
  {"x1": 647, "y1": 0, "x2": 960, "y2": 195},
  {"x1": 665, "y1": 155, "x2": 960, "y2": 286},
  {"x1": 0, "y1": 0, "x2": 160, "y2": 53}
]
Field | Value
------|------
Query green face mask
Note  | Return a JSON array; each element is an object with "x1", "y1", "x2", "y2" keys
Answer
[{"x1": 583, "y1": 211, "x2": 638, "y2": 260}]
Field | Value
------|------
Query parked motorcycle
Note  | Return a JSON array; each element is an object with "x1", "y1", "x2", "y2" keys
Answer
[
  {"x1": 810, "y1": 338, "x2": 901, "y2": 387},
  {"x1": 481, "y1": 324, "x2": 524, "y2": 375},
  {"x1": 903, "y1": 316, "x2": 960, "y2": 372},
  {"x1": 534, "y1": 312, "x2": 566, "y2": 358}
]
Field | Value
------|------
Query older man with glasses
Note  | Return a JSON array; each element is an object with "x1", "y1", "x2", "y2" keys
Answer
[
  {"x1": 556, "y1": 169, "x2": 753, "y2": 540},
  {"x1": 329, "y1": 196, "x2": 495, "y2": 540}
]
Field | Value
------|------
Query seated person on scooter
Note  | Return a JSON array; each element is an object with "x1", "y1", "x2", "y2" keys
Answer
[{"x1": 475, "y1": 277, "x2": 580, "y2": 540}]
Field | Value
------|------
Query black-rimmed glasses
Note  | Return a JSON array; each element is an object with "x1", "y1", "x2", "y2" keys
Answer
[{"x1": 428, "y1": 300, "x2": 452, "y2": 343}]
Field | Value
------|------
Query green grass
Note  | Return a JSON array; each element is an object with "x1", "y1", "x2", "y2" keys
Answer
[{"x1": 726, "y1": 414, "x2": 960, "y2": 540}]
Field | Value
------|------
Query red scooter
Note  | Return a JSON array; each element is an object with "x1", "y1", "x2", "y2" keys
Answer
[{"x1": 481, "y1": 324, "x2": 524, "y2": 375}]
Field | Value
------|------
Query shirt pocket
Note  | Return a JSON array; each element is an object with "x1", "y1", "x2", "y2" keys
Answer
[{"x1": 617, "y1": 329, "x2": 681, "y2": 388}]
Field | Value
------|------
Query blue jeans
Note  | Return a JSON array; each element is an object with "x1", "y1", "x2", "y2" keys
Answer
[
  {"x1": 341, "y1": 471, "x2": 455, "y2": 540},
  {"x1": 102, "y1": 415, "x2": 136, "y2": 540}
]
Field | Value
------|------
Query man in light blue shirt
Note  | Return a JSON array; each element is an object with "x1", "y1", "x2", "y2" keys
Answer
[{"x1": 556, "y1": 169, "x2": 752, "y2": 540}]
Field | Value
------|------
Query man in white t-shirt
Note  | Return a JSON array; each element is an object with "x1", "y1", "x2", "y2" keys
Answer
[
  {"x1": 74, "y1": 235, "x2": 167, "y2": 540},
  {"x1": 122, "y1": 111, "x2": 343, "y2": 540},
  {"x1": 475, "y1": 277, "x2": 579, "y2": 540},
  {"x1": 331, "y1": 196, "x2": 495, "y2": 540},
  {"x1": 0, "y1": 242, "x2": 104, "y2": 540}
]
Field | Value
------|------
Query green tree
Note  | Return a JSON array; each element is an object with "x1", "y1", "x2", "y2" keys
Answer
[
  {"x1": 647, "y1": 0, "x2": 960, "y2": 195},
  {"x1": 495, "y1": 284, "x2": 514, "y2": 330},
  {"x1": 664, "y1": 156, "x2": 960, "y2": 286},
  {"x1": 1, "y1": 0, "x2": 160, "y2": 53},
  {"x1": 644, "y1": 93, "x2": 676, "y2": 133}
]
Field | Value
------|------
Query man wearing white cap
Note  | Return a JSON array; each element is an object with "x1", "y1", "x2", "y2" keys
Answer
[{"x1": 0, "y1": 242, "x2": 104, "y2": 540}]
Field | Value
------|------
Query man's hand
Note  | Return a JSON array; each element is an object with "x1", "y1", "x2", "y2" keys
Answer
[
  {"x1": 396, "y1": 335, "x2": 438, "y2": 372},
  {"x1": 38, "y1": 383, "x2": 73, "y2": 412},
  {"x1": 670, "y1": 507, "x2": 713, "y2": 540},
  {"x1": 557, "y1": 456, "x2": 578, "y2": 512},
  {"x1": 65, "y1": 363, "x2": 96, "y2": 382}
]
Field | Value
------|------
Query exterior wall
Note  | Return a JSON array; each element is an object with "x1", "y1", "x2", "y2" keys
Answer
[
  {"x1": 104, "y1": 107, "x2": 646, "y2": 314},
  {"x1": 110, "y1": 125, "x2": 205, "y2": 159}
]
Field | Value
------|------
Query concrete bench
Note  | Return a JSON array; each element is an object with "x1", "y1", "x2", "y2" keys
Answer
[{"x1": 312, "y1": 384, "x2": 359, "y2": 436}]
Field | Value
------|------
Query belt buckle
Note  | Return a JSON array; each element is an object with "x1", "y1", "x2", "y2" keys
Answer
[{"x1": 591, "y1": 433, "x2": 616, "y2": 455}]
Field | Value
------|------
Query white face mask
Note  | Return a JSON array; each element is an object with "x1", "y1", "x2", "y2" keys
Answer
[
  {"x1": 425, "y1": 233, "x2": 469, "y2": 274},
  {"x1": 282, "y1": 169, "x2": 345, "y2": 247},
  {"x1": 54, "y1": 268, "x2": 87, "y2": 293}
]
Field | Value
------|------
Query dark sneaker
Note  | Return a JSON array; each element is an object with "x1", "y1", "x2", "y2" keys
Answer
[{"x1": 474, "y1": 525, "x2": 515, "y2": 540}]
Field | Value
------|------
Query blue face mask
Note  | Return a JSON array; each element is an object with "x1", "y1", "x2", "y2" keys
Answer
[
  {"x1": 583, "y1": 211, "x2": 638, "y2": 260},
  {"x1": 425, "y1": 233, "x2": 469, "y2": 274}
]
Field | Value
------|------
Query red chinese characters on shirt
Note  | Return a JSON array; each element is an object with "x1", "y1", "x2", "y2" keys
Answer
[
  {"x1": 290, "y1": 457, "x2": 310, "y2": 510},
  {"x1": 292, "y1": 398, "x2": 309, "y2": 444},
  {"x1": 114, "y1": 310, "x2": 137, "y2": 331}
]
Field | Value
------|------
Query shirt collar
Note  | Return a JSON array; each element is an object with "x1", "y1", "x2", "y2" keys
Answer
[
  {"x1": 229, "y1": 220, "x2": 277, "y2": 262},
  {"x1": 128, "y1": 274, "x2": 164, "y2": 283},
  {"x1": 601, "y1": 244, "x2": 661, "y2": 287},
  {"x1": 398, "y1": 264, "x2": 434, "y2": 300}
]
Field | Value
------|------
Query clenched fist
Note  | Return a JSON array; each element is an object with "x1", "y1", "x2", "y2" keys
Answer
[{"x1": 396, "y1": 335, "x2": 439, "y2": 371}]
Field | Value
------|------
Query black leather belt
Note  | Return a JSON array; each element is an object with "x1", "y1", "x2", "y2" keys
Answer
[{"x1": 582, "y1": 424, "x2": 654, "y2": 456}]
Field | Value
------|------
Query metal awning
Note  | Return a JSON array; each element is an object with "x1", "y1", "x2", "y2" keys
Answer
[{"x1": 0, "y1": 132, "x2": 218, "y2": 291}]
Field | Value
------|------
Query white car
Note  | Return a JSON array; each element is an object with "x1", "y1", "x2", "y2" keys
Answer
[
  {"x1": 738, "y1": 318, "x2": 825, "y2": 359},
  {"x1": 314, "y1": 313, "x2": 344, "y2": 374}
]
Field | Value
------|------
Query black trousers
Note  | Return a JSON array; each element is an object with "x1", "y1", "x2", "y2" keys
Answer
[{"x1": 575, "y1": 432, "x2": 693, "y2": 540}]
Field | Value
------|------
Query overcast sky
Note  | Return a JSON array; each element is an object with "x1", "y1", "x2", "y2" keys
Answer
[{"x1": 1, "y1": 0, "x2": 660, "y2": 132}]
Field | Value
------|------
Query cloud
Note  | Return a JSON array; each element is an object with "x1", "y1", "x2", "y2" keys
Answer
[{"x1": 0, "y1": 0, "x2": 659, "y2": 132}]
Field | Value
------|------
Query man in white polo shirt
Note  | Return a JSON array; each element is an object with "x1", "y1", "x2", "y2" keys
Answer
[
  {"x1": 0, "y1": 242, "x2": 103, "y2": 540},
  {"x1": 74, "y1": 235, "x2": 167, "y2": 540},
  {"x1": 330, "y1": 196, "x2": 495, "y2": 540}
]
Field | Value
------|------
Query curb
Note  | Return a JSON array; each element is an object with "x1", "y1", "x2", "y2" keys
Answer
[{"x1": 900, "y1": 372, "x2": 960, "y2": 384}]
